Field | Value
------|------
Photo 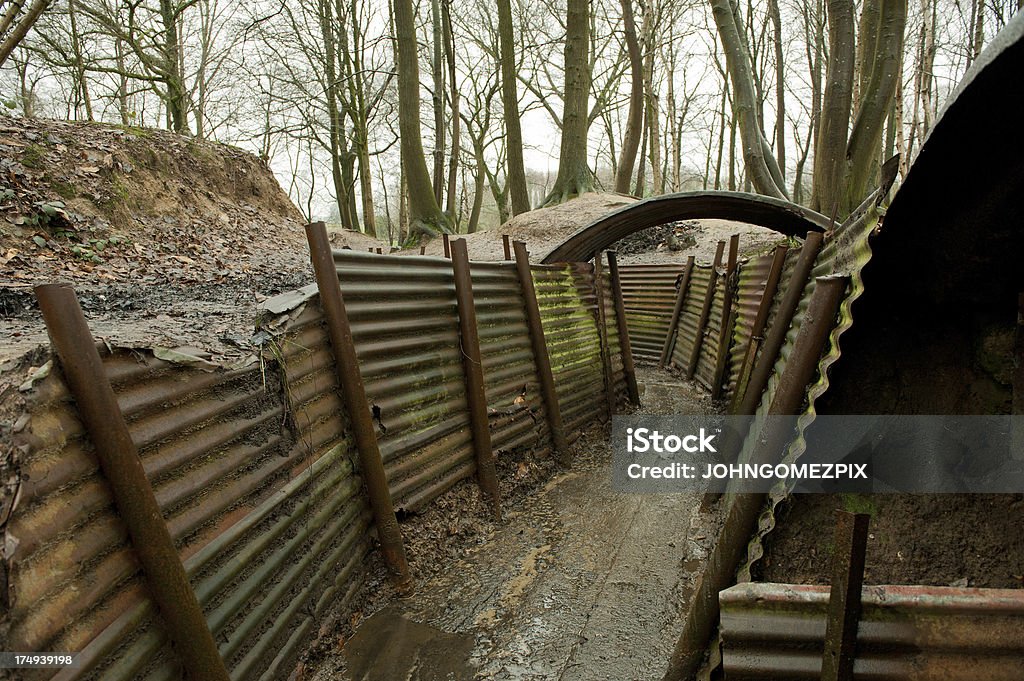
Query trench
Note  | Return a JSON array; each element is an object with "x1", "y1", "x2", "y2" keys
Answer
[{"x1": 317, "y1": 367, "x2": 720, "y2": 681}]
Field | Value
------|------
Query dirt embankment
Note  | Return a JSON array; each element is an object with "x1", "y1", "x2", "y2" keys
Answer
[
  {"x1": 0, "y1": 116, "x2": 382, "y2": 365},
  {"x1": 414, "y1": 192, "x2": 784, "y2": 264}
]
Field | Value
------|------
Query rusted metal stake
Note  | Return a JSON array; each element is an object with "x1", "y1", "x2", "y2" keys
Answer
[
  {"x1": 729, "y1": 244, "x2": 790, "y2": 413},
  {"x1": 502, "y1": 234, "x2": 512, "y2": 260},
  {"x1": 442, "y1": 233, "x2": 451, "y2": 258},
  {"x1": 735, "y1": 231, "x2": 824, "y2": 417},
  {"x1": 666, "y1": 275, "x2": 849, "y2": 681},
  {"x1": 659, "y1": 256, "x2": 695, "y2": 369},
  {"x1": 305, "y1": 222, "x2": 412, "y2": 591},
  {"x1": 686, "y1": 240, "x2": 726, "y2": 379},
  {"x1": 592, "y1": 256, "x2": 617, "y2": 418},
  {"x1": 450, "y1": 238, "x2": 502, "y2": 519},
  {"x1": 513, "y1": 241, "x2": 569, "y2": 461},
  {"x1": 605, "y1": 250, "x2": 640, "y2": 406},
  {"x1": 822, "y1": 510, "x2": 870, "y2": 681},
  {"x1": 1014, "y1": 294, "x2": 1024, "y2": 460},
  {"x1": 711, "y1": 234, "x2": 740, "y2": 399},
  {"x1": 34, "y1": 284, "x2": 231, "y2": 681}
]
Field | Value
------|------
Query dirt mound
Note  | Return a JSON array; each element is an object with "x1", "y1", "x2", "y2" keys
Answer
[
  {"x1": 414, "y1": 192, "x2": 638, "y2": 261},
  {"x1": 412, "y1": 192, "x2": 785, "y2": 265},
  {"x1": 0, "y1": 116, "x2": 377, "y2": 364},
  {"x1": 0, "y1": 115, "x2": 307, "y2": 283}
]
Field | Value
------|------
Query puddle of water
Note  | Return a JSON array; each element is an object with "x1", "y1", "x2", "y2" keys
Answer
[{"x1": 344, "y1": 606, "x2": 476, "y2": 681}]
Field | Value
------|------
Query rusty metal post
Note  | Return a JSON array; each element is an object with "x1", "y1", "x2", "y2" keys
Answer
[
  {"x1": 665, "y1": 275, "x2": 849, "y2": 681},
  {"x1": 605, "y1": 250, "x2": 640, "y2": 406},
  {"x1": 502, "y1": 234, "x2": 512, "y2": 260},
  {"x1": 442, "y1": 233, "x2": 451, "y2": 258},
  {"x1": 1014, "y1": 294, "x2": 1024, "y2": 460},
  {"x1": 450, "y1": 238, "x2": 502, "y2": 519},
  {"x1": 822, "y1": 510, "x2": 870, "y2": 681},
  {"x1": 659, "y1": 256, "x2": 695, "y2": 369},
  {"x1": 592, "y1": 256, "x2": 617, "y2": 418},
  {"x1": 420, "y1": 245, "x2": 426, "y2": 255},
  {"x1": 513, "y1": 241, "x2": 569, "y2": 461},
  {"x1": 34, "y1": 284, "x2": 231, "y2": 681},
  {"x1": 729, "y1": 244, "x2": 790, "y2": 412},
  {"x1": 305, "y1": 222, "x2": 412, "y2": 591},
  {"x1": 686, "y1": 240, "x2": 726, "y2": 379},
  {"x1": 711, "y1": 235, "x2": 740, "y2": 399},
  {"x1": 735, "y1": 231, "x2": 824, "y2": 417}
]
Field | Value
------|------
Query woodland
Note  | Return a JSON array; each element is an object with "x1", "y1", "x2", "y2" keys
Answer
[{"x1": 0, "y1": 0, "x2": 1019, "y2": 242}]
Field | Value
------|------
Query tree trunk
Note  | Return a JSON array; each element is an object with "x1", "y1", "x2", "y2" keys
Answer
[
  {"x1": 614, "y1": 0, "x2": 643, "y2": 194},
  {"x1": 467, "y1": 139, "x2": 486, "y2": 234},
  {"x1": 542, "y1": 0, "x2": 594, "y2": 205},
  {"x1": 160, "y1": 0, "x2": 189, "y2": 134},
  {"x1": 643, "y1": 13, "x2": 662, "y2": 195},
  {"x1": 708, "y1": 0, "x2": 788, "y2": 199},
  {"x1": 634, "y1": 106, "x2": 647, "y2": 196},
  {"x1": 810, "y1": 0, "x2": 855, "y2": 215},
  {"x1": 768, "y1": 0, "x2": 785, "y2": 180},
  {"x1": 393, "y1": 0, "x2": 450, "y2": 236},
  {"x1": 844, "y1": 0, "x2": 905, "y2": 210},
  {"x1": 430, "y1": 0, "x2": 444, "y2": 205},
  {"x1": 442, "y1": 0, "x2": 459, "y2": 217},
  {"x1": 497, "y1": 0, "x2": 530, "y2": 215},
  {"x1": 67, "y1": 0, "x2": 93, "y2": 121},
  {"x1": 319, "y1": 0, "x2": 351, "y2": 229},
  {"x1": 0, "y1": 0, "x2": 50, "y2": 69}
]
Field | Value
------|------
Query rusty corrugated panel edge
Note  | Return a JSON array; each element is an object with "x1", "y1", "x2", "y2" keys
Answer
[
  {"x1": 720, "y1": 582, "x2": 1024, "y2": 680},
  {"x1": 737, "y1": 205, "x2": 881, "y2": 583}
]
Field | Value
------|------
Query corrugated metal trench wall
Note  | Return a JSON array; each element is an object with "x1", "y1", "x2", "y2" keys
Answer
[
  {"x1": 619, "y1": 246, "x2": 798, "y2": 401},
  {"x1": 1, "y1": 250, "x2": 629, "y2": 681}
]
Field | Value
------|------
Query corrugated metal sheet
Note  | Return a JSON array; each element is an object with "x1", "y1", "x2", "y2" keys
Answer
[
  {"x1": 2, "y1": 247, "x2": 625, "y2": 681},
  {"x1": 736, "y1": 208, "x2": 880, "y2": 582},
  {"x1": 668, "y1": 264, "x2": 705, "y2": 371},
  {"x1": 469, "y1": 260, "x2": 552, "y2": 457},
  {"x1": 532, "y1": 262, "x2": 608, "y2": 437},
  {"x1": 720, "y1": 582, "x2": 1024, "y2": 680},
  {"x1": 7, "y1": 316, "x2": 370, "y2": 681},
  {"x1": 598, "y1": 267, "x2": 629, "y2": 409},
  {"x1": 694, "y1": 274, "x2": 725, "y2": 390},
  {"x1": 616, "y1": 264, "x2": 686, "y2": 364},
  {"x1": 723, "y1": 254, "x2": 776, "y2": 396},
  {"x1": 333, "y1": 251, "x2": 474, "y2": 512}
]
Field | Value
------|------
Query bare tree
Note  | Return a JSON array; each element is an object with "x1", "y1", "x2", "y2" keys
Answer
[
  {"x1": 393, "y1": 0, "x2": 449, "y2": 236},
  {"x1": 543, "y1": 0, "x2": 594, "y2": 205}
]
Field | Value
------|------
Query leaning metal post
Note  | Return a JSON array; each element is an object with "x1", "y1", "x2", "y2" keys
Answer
[
  {"x1": 304, "y1": 222, "x2": 412, "y2": 591},
  {"x1": 35, "y1": 283, "x2": 232, "y2": 681},
  {"x1": 450, "y1": 238, "x2": 502, "y2": 519},
  {"x1": 665, "y1": 274, "x2": 849, "y2": 681},
  {"x1": 513, "y1": 241, "x2": 570, "y2": 461},
  {"x1": 605, "y1": 250, "x2": 640, "y2": 406}
]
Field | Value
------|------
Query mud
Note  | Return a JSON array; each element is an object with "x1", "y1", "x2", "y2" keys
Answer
[
  {"x1": 308, "y1": 367, "x2": 724, "y2": 681},
  {"x1": 758, "y1": 493, "x2": 1024, "y2": 589}
]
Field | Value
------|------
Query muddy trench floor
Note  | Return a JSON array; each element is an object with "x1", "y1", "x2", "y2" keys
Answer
[
  {"x1": 305, "y1": 367, "x2": 722, "y2": 681},
  {"x1": 303, "y1": 364, "x2": 1024, "y2": 681}
]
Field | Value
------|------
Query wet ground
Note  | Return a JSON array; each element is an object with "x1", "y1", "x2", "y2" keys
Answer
[{"x1": 311, "y1": 367, "x2": 722, "y2": 681}]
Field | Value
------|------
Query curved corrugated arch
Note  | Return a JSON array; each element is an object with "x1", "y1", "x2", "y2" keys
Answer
[{"x1": 541, "y1": 191, "x2": 831, "y2": 263}]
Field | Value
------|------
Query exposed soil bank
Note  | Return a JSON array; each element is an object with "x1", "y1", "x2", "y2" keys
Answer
[{"x1": 759, "y1": 493, "x2": 1024, "y2": 589}]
